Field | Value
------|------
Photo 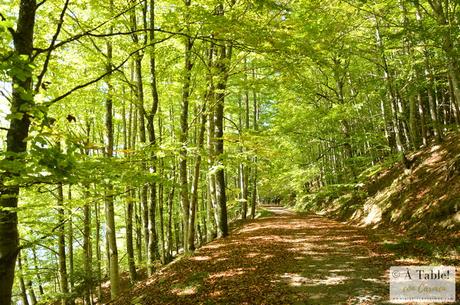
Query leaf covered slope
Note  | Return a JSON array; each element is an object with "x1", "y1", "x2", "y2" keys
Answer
[{"x1": 314, "y1": 133, "x2": 460, "y2": 248}]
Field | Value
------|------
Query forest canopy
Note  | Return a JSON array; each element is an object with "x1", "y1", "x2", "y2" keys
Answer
[{"x1": 0, "y1": 0, "x2": 459, "y2": 304}]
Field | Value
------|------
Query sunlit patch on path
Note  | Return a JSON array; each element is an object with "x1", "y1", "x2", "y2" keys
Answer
[{"x1": 112, "y1": 206, "x2": 400, "y2": 305}]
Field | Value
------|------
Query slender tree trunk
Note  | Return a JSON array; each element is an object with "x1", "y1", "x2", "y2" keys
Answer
[
  {"x1": 158, "y1": 162, "x2": 166, "y2": 263},
  {"x1": 241, "y1": 64, "x2": 250, "y2": 219},
  {"x1": 166, "y1": 168, "x2": 175, "y2": 262},
  {"x1": 205, "y1": 43, "x2": 217, "y2": 241},
  {"x1": 374, "y1": 14, "x2": 404, "y2": 152},
  {"x1": 147, "y1": 0, "x2": 160, "y2": 273},
  {"x1": 104, "y1": 7, "x2": 120, "y2": 295},
  {"x1": 26, "y1": 281, "x2": 37, "y2": 305},
  {"x1": 0, "y1": 2, "x2": 36, "y2": 303},
  {"x1": 122, "y1": 98, "x2": 137, "y2": 283},
  {"x1": 82, "y1": 187, "x2": 92, "y2": 304},
  {"x1": 189, "y1": 100, "x2": 207, "y2": 250},
  {"x1": 448, "y1": 76, "x2": 460, "y2": 125},
  {"x1": 126, "y1": 191, "x2": 137, "y2": 281},
  {"x1": 32, "y1": 248, "x2": 44, "y2": 296},
  {"x1": 199, "y1": 187, "x2": 207, "y2": 246},
  {"x1": 207, "y1": 104, "x2": 219, "y2": 238},
  {"x1": 427, "y1": 1, "x2": 460, "y2": 122},
  {"x1": 57, "y1": 183, "x2": 69, "y2": 305},
  {"x1": 409, "y1": 94, "x2": 420, "y2": 149},
  {"x1": 130, "y1": 2, "x2": 149, "y2": 267},
  {"x1": 158, "y1": 115, "x2": 166, "y2": 263},
  {"x1": 18, "y1": 253, "x2": 30, "y2": 305},
  {"x1": 180, "y1": 2, "x2": 193, "y2": 251},
  {"x1": 94, "y1": 201, "x2": 102, "y2": 302},
  {"x1": 380, "y1": 99, "x2": 395, "y2": 150},
  {"x1": 134, "y1": 194, "x2": 142, "y2": 268},
  {"x1": 20, "y1": 253, "x2": 37, "y2": 305},
  {"x1": 67, "y1": 187, "x2": 75, "y2": 305},
  {"x1": 250, "y1": 70, "x2": 258, "y2": 219},
  {"x1": 214, "y1": 41, "x2": 230, "y2": 238}
]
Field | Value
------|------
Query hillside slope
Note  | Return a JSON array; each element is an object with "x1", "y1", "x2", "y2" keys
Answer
[{"x1": 309, "y1": 134, "x2": 460, "y2": 260}]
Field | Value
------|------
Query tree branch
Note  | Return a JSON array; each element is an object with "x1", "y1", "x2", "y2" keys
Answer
[
  {"x1": 36, "y1": 0, "x2": 48, "y2": 9},
  {"x1": 45, "y1": 34, "x2": 175, "y2": 106},
  {"x1": 0, "y1": 12, "x2": 15, "y2": 37},
  {"x1": 34, "y1": 0, "x2": 71, "y2": 93},
  {"x1": 32, "y1": 0, "x2": 144, "y2": 58}
]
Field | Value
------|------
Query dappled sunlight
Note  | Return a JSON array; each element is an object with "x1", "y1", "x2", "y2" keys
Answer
[
  {"x1": 247, "y1": 235, "x2": 286, "y2": 242},
  {"x1": 363, "y1": 203, "x2": 382, "y2": 225},
  {"x1": 209, "y1": 290, "x2": 223, "y2": 297},
  {"x1": 209, "y1": 268, "x2": 255, "y2": 280},
  {"x1": 191, "y1": 255, "x2": 212, "y2": 261},
  {"x1": 276, "y1": 272, "x2": 349, "y2": 287},
  {"x1": 214, "y1": 257, "x2": 228, "y2": 262},
  {"x1": 171, "y1": 286, "x2": 197, "y2": 296},
  {"x1": 237, "y1": 223, "x2": 275, "y2": 233},
  {"x1": 276, "y1": 273, "x2": 309, "y2": 287},
  {"x1": 362, "y1": 277, "x2": 385, "y2": 284},
  {"x1": 347, "y1": 294, "x2": 384, "y2": 304},
  {"x1": 309, "y1": 274, "x2": 349, "y2": 286},
  {"x1": 113, "y1": 208, "x2": 402, "y2": 305},
  {"x1": 202, "y1": 243, "x2": 226, "y2": 250}
]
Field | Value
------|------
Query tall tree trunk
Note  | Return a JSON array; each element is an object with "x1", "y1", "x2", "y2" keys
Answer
[
  {"x1": 95, "y1": 201, "x2": 102, "y2": 302},
  {"x1": 166, "y1": 167, "x2": 176, "y2": 263},
  {"x1": 206, "y1": 43, "x2": 217, "y2": 242},
  {"x1": 147, "y1": 0, "x2": 160, "y2": 273},
  {"x1": 158, "y1": 161, "x2": 166, "y2": 263},
  {"x1": 104, "y1": 6, "x2": 120, "y2": 295},
  {"x1": 417, "y1": 94, "x2": 428, "y2": 146},
  {"x1": 426, "y1": 66, "x2": 443, "y2": 141},
  {"x1": 158, "y1": 115, "x2": 166, "y2": 263},
  {"x1": 32, "y1": 248, "x2": 44, "y2": 296},
  {"x1": 20, "y1": 252, "x2": 37, "y2": 305},
  {"x1": 130, "y1": 1, "x2": 149, "y2": 267},
  {"x1": 134, "y1": 192, "x2": 142, "y2": 267},
  {"x1": 214, "y1": 39, "x2": 231, "y2": 238},
  {"x1": 0, "y1": 1, "x2": 36, "y2": 303},
  {"x1": 180, "y1": 1, "x2": 193, "y2": 251},
  {"x1": 241, "y1": 63, "x2": 250, "y2": 219},
  {"x1": 188, "y1": 100, "x2": 207, "y2": 250},
  {"x1": 82, "y1": 187, "x2": 93, "y2": 304},
  {"x1": 448, "y1": 76, "x2": 460, "y2": 125},
  {"x1": 57, "y1": 183, "x2": 69, "y2": 305},
  {"x1": 250, "y1": 70, "x2": 258, "y2": 219},
  {"x1": 122, "y1": 98, "x2": 137, "y2": 283},
  {"x1": 67, "y1": 187, "x2": 75, "y2": 305},
  {"x1": 374, "y1": 14, "x2": 404, "y2": 152},
  {"x1": 26, "y1": 280, "x2": 37, "y2": 305},
  {"x1": 126, "y1": 192, "x2": 137, "y2": 281},
  {"x1": 427, "y1": 0, "x2": 460, "y2": 121},
  {"x1": 18, "y1": 252, "x2": 30, "y2": 305},
  {"x1": 408, "y1": 95, "x2": 420, "y2": 149}
]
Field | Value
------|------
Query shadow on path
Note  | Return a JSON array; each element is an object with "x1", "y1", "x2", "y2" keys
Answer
[{"x1": 111, "y1": 206, "x2": 428, "y2": 304}]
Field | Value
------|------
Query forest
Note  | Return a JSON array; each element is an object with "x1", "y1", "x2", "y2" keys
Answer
[{"x1": 0, "y1": 0, "x2": 459, "y2": 304}]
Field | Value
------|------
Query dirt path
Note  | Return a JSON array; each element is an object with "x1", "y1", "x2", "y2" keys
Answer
[{"x1": 112, "y1": 207, "x2": 401, "y2": 305}]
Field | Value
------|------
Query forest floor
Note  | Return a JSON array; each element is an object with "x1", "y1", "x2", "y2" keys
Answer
[{"x1": 109, "y1": 205, "x2": 460, "y2": 305}]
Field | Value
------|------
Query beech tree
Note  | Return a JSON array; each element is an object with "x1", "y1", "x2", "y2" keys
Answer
[{"x1": 1, "y1": 0, "x2": 459, "y2": 304}]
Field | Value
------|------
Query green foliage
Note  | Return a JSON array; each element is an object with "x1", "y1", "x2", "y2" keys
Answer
[{"x1": 2, "y1": 0, "x2": 460, "y2": 303}]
